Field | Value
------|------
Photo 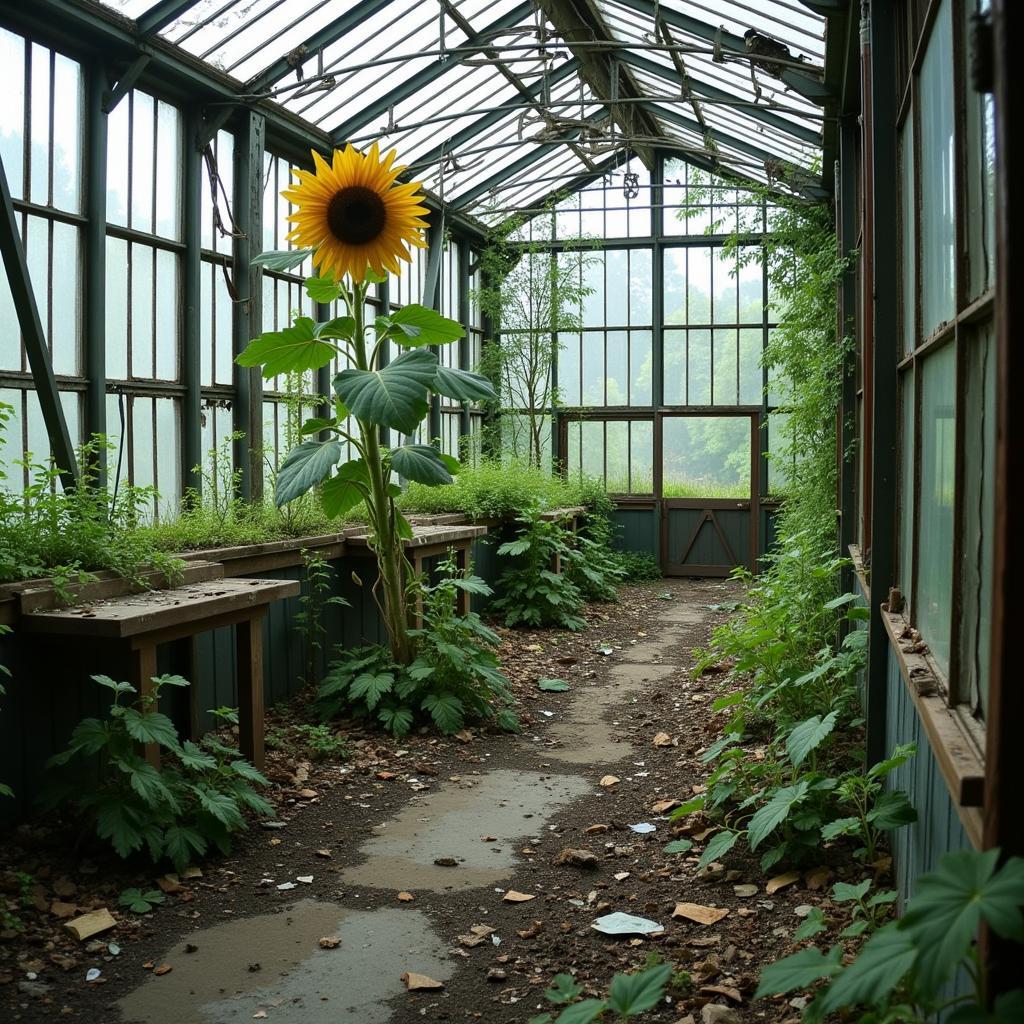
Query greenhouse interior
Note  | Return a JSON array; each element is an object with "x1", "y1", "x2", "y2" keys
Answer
[{"x1": 0, "y1": 0, "x2": 1021, "y2": 1021}]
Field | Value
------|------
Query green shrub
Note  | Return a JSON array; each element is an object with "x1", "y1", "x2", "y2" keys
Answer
[
  {"x1": 0, "y1": 419, "x2": 182, "y2": 590},
  {"x1": 317, "y1": 556, "x2": 518, "y2": 736},
  {"x1": 529, "y1": 961, "x2": 673, "y2": 1023},
  {"x1": 757, "y1": 848, "x2": 1024, "y2": 1022},
  {"x1": 397, "y1": 459, "x2": 606, "y2": 521},
  {"x1": 492, "y1": 507, "x2": 588, "y2": 630},
  {"x1": 44, "y1": 675, "x2": 272, "y2": 871},
  {"x1": 613, "y1": 550, "x2": 662, "y2": 582}
]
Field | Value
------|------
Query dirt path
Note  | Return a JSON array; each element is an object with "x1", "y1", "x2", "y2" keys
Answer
[{"x1": 3, "y1": 578, "x2": 824, "y2": 1024}]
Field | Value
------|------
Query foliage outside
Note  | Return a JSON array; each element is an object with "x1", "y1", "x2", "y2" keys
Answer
[{"x1": 474, "y1": 217, "x2": 595, "y2": 467}]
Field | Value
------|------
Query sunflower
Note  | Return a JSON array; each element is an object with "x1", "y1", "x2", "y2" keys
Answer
[{"x1": 283, "y1": 142, "x2": 429, "y2": 285}]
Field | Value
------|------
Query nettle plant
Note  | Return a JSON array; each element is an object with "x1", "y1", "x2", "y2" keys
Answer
[
  {"x1": 237, "y1": 144, "x2": 497, "y2": 667},
  {"x1": 44, "y1": 675, "x2": 272, "y2": 872},
  {"x1": 317, "y1": 554, "x2": 518, "y2": 735},
  {"x1": 757, "y1": 849, "x2": 1024, "y2": 1023}
]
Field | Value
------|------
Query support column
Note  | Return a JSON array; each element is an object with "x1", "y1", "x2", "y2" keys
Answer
[
  {"x1": 864, "y1": 0, "x2": 898, "y2": 765},
  {"x1": 182, "y1": 109, "x2": 203, "y2": 501},
  {"x1": 985, "y1": 0, "x2": 1024, "y2": 998},
  {"x1": 838, "y1": 115, "x2": 859, "y2": 593},
  {"x1": 422, "y1": 221, "x2": 444, "y2": 445},
  {"x1": 232, "y1": 112, "x2": 265, "y2": 501},
  {"x1": 84, "y1": 61, "x2": 108, "y2": 486},
  {"x1": 458, "y1": 241, "x2": 472, "y2": 455}
]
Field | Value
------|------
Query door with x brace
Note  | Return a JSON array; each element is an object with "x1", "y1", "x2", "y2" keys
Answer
[{"x1": 659, "y1": 413, "x2": 759, "y2": 576}]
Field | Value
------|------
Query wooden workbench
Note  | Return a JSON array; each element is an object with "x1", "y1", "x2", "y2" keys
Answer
[{"x1": 20, "y1": 576, "x2": 300, "y2": 768}]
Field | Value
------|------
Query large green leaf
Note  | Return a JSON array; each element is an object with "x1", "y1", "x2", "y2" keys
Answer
[
  {"x1": 898, "y1": 849, "x2": 1024, "y2": 992},
  {"x1": 867, "y1": 790, "x2": 917, "y2": 830},
  {"x1": 121, "y1": 709, "x2": 180, "y2": 749},
  {"x1": 432, "y1": 365, "x2": 497, "y2": 403},
  {"x1": 747, "y1": 781, "x2": 809, "y2": 850},
  {"x1": 422, "y1": 692, "x2": 465, "y2": 733},
  {"x1": 697, "y1": 828, "x2": 740, "y2": 868},
  {"x1": 237, "y1": 317, "x2": 338, "y2": 378},
  {"x1": 275, "y1": 439, "x2": 343, "y2": 506},
  {"x1": 607, "y1": 963, "x2": 672, "y2": 1015},
  {"x1": 305, "y1": 276, "x2": 343, "y2": 303},
  {"x1": 349, "y1": 672, "x2": 394, "y2": 711},
  {"x1": 786, "y1": 711, "x2": 838, "y2": 767},
  {"x1": 391, "y1": 445, "x2": 454, "y2": 486},
  {"x1": 818, "y1": 924, "x2": 918, "y2": 1012},
  {"x1": 754, "y1": 945, "x2": 843, "y2": 998},
  {"x1": 251, "y1": 247, "x2": 314, "y2": 272},
  {"x1": 334, "y1": 349, "x2": 436, "y2": 433},
  {"x1": 553, "y1": 1000, "x2": 607, "y2": 1024},
  {"x1": 386, "y1": 304, "x2": 465, "y2": 346},
  {"x1": 321, "y1": 459, "x2": 369, "y2": 518}
]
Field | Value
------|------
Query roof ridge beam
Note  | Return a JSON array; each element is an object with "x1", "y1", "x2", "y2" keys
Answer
[{"x1": 538, "y1": 0, "x2": 664, "y2": 168}]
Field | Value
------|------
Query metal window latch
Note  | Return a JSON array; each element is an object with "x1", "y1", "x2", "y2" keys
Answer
[{"x1": 970, "y1": 11, "x2": 994, "y2": 94}]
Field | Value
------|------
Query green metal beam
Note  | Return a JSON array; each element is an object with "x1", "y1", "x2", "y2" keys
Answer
[
  {"x1": 451, "y1": 113, "x2": 609, "y2": 210},
  {"x1": 458, "y1": 241, "x2": 472, "y2": 446},
  {"x1": 0, "y1": 154, "x2": 78, "y2": 490},
  {"x1": 182, "y1": 107, "x2": 203, "y2": 501},
  {"x1": 136, "y1": 0, "x2": 205, "y2": 37},
  {"x1": 232, "y1": 111, "x2": 265, "y2": 502},
  {"x1": 84, "y1": 60, "x2": 108, "y2": 486},
  {"x1": 643, "y1": 102, "x2": 829, "y2": 200},
  {"x1": 424, "y1": 223, "x2": 444, "y2": 445},
  {"x1": 330, "y1": 1, "x2": 534, "y2": 145},
  {"x1": 407, "y1": 58, "x2": 581, "y2": 176},
  {"x1": 610, "y1": 0, "x2": 832, "y2": 103},
  {"x1": 102, "y1": 54, "x2": 151, "y2": 113},
  {"x1": 615, "y1": 50, "x2": 822, "y2": 147},
  {"x1": 246, "y1": 0, "x2": 400, "y2": 94}
]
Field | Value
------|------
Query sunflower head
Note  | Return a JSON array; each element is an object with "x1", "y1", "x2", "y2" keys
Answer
[{"x1": 283, "y1": 142, "x2": 429, "y2": 285}]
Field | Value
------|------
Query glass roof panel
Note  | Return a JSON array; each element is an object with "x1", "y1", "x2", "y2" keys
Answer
[{"x1": 90, "y1": 0, "x2": 834, "y2": 218}]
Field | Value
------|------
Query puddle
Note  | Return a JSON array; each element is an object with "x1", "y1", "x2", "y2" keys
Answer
[
  {"x1": 539, "y1": 664, "x2": 677, "y2": 764},
  {"x1": 116, "y1": 902, "x2": 452, "y2": 1024},
  {"x1": 341, "y1": 769, "x2": 589, "y2": 891}
]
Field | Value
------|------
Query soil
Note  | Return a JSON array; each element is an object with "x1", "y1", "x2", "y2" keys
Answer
[{"x1": 0, "y1": 579, "x2": 878, "y2": 1024}]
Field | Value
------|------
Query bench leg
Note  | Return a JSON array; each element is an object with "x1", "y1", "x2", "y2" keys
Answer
[
  {"x1": 236, "y1": 616, "x2": 265, "y2": 769},
  {"x1": 132, "y1": 644, "x2": 161, "y2": 769}
]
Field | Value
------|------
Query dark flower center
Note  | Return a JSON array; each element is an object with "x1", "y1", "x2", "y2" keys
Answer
[{"x1": 326, "y1": 186, "x2": 387, "y2": 245}]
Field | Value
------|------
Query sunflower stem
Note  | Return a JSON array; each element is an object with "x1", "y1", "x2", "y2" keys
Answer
[{"x1": 347, "y1": 279, "x2": 414, "y2": 666}]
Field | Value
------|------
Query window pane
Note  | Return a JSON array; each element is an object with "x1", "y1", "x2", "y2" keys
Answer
[
  {"x1": 919, "y1": 0, "x2": 956, "y2": 335},
  {"x1": 958, "y1": 325, "x2": 994, "y2": 716},
  {"x1": 900, "y1": 119, "x2": 915, "y2": 354},
  {"x1": 662, "y1": 416, "x2": 750, "y2": 498},
  {"x1": 898, "y1": 369, "x2": 915, "y2": 616},
  {"x1": 916, "y1": 342, "x2": 956, "y2": 675}
]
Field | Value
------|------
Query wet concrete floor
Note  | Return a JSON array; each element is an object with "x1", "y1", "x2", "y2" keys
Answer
[{"x1": 117, "y1": 588, "x2": 704, "y2": 1023}]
